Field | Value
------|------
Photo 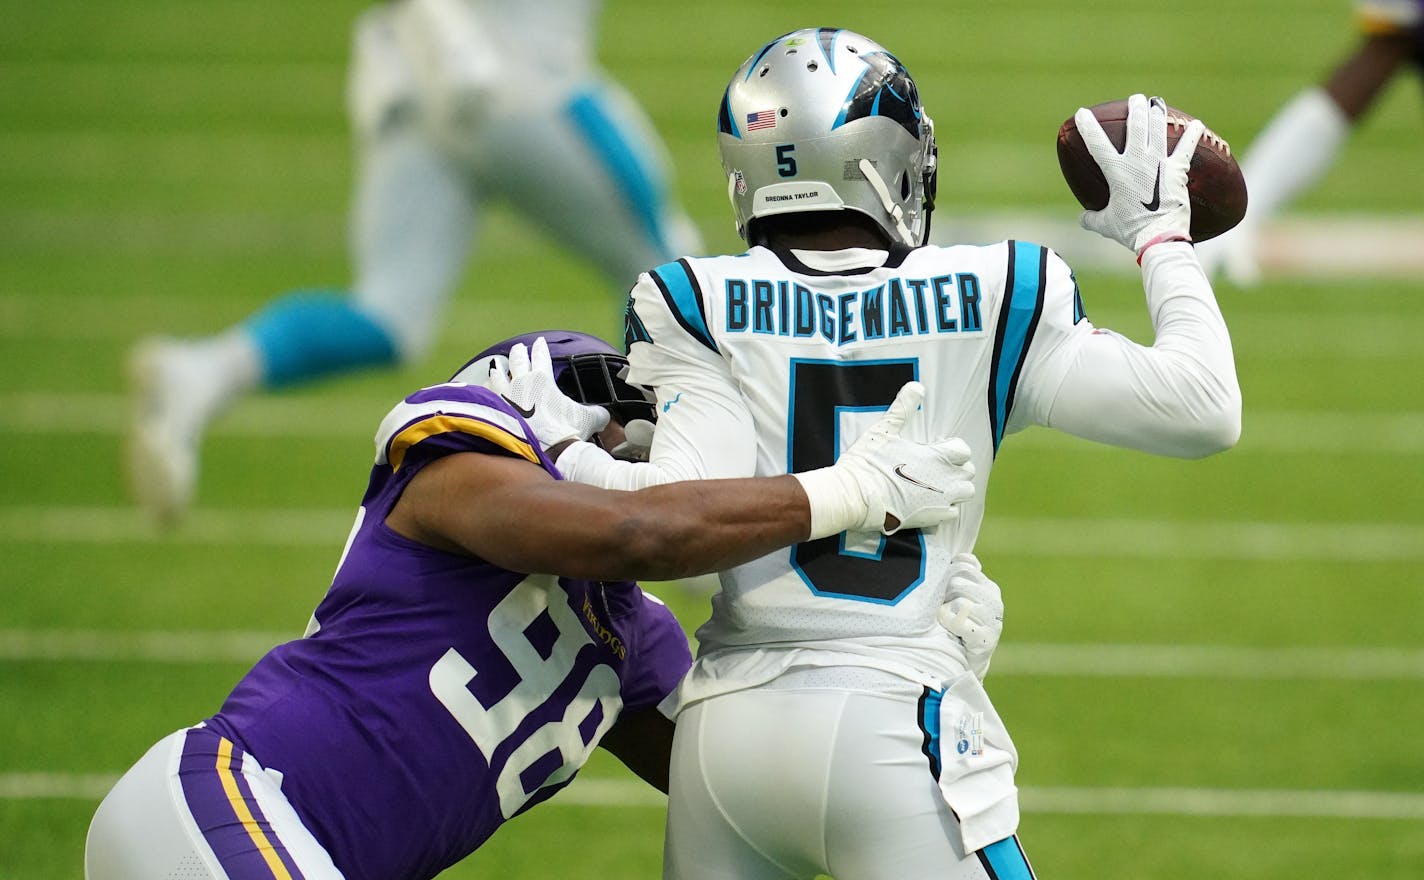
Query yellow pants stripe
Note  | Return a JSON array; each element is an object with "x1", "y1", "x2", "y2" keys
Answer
[{"x1": 215, "y1": 737, "x2": 294, "y2": 880}]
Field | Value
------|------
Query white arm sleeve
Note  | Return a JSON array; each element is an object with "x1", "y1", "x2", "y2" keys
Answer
[
  {"x1": 560, "y1": 270, "x2": 758, "y2": 490},
  {"x1": 1009, "y1": 242, "x2": 1241, "y2": 458}
]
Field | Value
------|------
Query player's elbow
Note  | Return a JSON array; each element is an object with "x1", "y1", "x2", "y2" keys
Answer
[
  {"x1": 1160, "y1": 358, "x2": 1242, "y2": 458},
  {"x1": 1184, "y1": 410, "x2": 1240, "y2": 457},
  {"x1": 1177, "y1": 391, "x2": 1242, "y2": 458}
]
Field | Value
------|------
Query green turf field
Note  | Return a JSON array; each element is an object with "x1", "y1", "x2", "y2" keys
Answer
[{"x1": 3, "y1": 1, "x2": 1422, "y2": 877}]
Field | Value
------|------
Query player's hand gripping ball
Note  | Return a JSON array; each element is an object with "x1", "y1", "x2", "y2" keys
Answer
[{"x1": 1057, "y1": 98, "x2": 1247, "y2": 242}]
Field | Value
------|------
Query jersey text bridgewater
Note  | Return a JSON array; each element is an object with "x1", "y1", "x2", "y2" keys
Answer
[{"x1": 723, "y1": 275, "x2": 985, "y2": 345}]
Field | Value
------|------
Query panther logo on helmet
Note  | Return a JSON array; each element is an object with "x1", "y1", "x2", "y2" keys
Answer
[{"x1": 837, "y1": 51, "x2": 922, "y2": 139}]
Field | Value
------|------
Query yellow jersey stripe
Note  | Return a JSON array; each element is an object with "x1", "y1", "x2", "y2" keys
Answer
[
  {"x1": 387, "y1": 414, "x2": 539, "y2": 472},
  {"x1": 215, "y1": 738, "x2": 295, "y2": 880}
]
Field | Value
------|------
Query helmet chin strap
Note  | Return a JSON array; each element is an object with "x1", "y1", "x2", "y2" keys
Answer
[{"x1": 858, "y1": 159, "x2": 915, "y2": 247}]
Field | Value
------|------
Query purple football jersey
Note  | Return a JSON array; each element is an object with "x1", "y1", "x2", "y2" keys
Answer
[{"x1": 205, "y1": 383, "x2": 692, "y2": 880}]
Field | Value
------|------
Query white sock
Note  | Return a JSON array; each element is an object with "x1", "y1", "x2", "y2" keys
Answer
[
  {"x1": 1197, "y1": 87, "x2": 1351, "y2": 281},
  {"x1": 170, "y1": 329, "x2": 262, "y2": 433},
  {"x1": 1238, "y1": 87, "x2": 1351, "y2": 226}
]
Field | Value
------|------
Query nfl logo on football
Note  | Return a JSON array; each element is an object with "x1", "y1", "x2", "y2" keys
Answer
[{"x1": 734, "y1": 170, "x2": 747, "y2": 197}]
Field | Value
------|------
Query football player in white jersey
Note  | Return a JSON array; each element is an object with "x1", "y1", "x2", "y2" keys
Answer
[
  {"x1": 507, "y1": 27, "x2": 1242, "y2": 880},
  {"x1": 124, "y1": 0, "x2": 702, "y2": 525},
  {"x1": 1197, "y1": 0, "x2": 1424, "y2": 284}
]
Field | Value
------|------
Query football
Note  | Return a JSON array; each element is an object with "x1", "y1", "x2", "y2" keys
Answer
[{"x1": 1056, "y1": 99, "x2": 1248, "y2": 242}]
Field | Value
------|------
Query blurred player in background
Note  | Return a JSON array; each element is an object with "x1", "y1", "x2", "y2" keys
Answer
[
  {"x1": 126, "y1": 0, "x2": 703, "y2": 525},
  {"x1": 509, "y1": 28, "x2": 1242, "y2": 880},
  {"x1": 1197, "y1": 0, "x2": 1422, "y2": 284},
  {"x1": 86, "y1": 329, "x2": 974, "y2": 880}
]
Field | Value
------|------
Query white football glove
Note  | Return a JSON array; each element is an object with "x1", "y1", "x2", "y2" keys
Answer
[
  {"x1": 936, "y1": 553, "x2": 1004, "y2": 681},
  {"x1": 794, "y1": 382, "x2": 976, "y2": 539},
  {"x1": 1077, "y1": 93, "x2": 1206, "y2": 255},
  {"x1": 486, "y1": 337, "x2": 610, "y2": 449}
]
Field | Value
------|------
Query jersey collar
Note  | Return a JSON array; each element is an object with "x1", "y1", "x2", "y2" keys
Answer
[{"x1": 769, "y1": 244, "x2": 914, "y2": 275}]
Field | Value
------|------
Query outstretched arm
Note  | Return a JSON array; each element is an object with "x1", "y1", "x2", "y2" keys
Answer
[
  {"x1": 1020, "y1": 94, "x2": 1241, "y2": 458},
  {"x1": 1020, "y1": 243, "x2": 1242, "y2": 459},
  {"x1": 388, "y1": 383, "x2": 976, "y2": 582},
  {"x1": 388, "y1": 451, "x2": 814, "y2": 581}
]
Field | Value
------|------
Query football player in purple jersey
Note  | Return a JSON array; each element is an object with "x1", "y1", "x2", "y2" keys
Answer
[{"x1": 85, "y1": 329, "x2": 976, "y2": 880}]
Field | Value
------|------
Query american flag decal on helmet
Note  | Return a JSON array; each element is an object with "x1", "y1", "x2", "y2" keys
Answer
[{"x1": 746, "y1": 109, "x2": 777, "y2": 130}]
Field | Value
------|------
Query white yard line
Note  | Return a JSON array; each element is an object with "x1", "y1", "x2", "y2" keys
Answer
[
  {"x1": 932, "y1": 213, "x2": 1424, "y2": 279},
  {"x1": 5, "y1": 392, "x2": 1423, "y2": 455},
  {"x1": 5, "y1": 505, "x2": 1421, "y2": 562},
  {"x1": 2, "y1": 211, "x2": 1419, "y2": 282},
  {"x1": 989, "y1": 643, "x2": 1424, "y2": 681},
  {"x1": 6, "y1": 301, "x2": 1424, "y2": 364},
  {"x1": 983, "y1": 517, "x2": 1424, "y2": 563},
  {"x1": 5, "y1": 771, "x2": 1421, "y2": 819},
  {"x1": 4, "y1": 630, "x2": 1420, "y2": 681},
  {"x1": 0, "y1": 629, "x2": 290, "y2": 664},
  {"x1": 0, "y1": 506, "x2": 353, "y2": 546},
  {"x1": 1017, "y1": 786, "x2": 1424, "y2": 821}
]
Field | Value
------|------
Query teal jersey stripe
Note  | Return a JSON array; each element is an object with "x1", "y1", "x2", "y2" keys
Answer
[
  {"x1": 988, "y1": 241, "x2": 1046, "y2": 453},
  {"x1": 649, "y1": 260, "x2": 718, "y2": 354},
  {"x1": 980, "y1": 836, "x2": 1035, "y2": 880}
]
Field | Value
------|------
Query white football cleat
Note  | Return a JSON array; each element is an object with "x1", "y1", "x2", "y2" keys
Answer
[{"x1": 125, "y1": 338, "x2": 205, "y2": 526}]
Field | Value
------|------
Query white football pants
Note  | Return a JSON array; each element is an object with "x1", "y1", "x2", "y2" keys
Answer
[
  {"x1": 85, "y1": 728, "x2": 344, "y2": 880},
  {"x1": 663, "y1": 672, "x2": 1035, "y2": 880}
]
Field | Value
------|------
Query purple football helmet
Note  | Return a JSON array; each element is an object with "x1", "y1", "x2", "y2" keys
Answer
[{"x1": 451, "y1": 329, "x2": 656, "y2": 425}]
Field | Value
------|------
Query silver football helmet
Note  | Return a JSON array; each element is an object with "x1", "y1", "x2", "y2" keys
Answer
[{"x1": 717, "y1": 28, "x2": 938, "y2": 247}]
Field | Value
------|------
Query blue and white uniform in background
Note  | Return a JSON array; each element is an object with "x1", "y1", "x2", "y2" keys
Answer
[
  {"x1": 124, "y1": 0, "x2": 705, "y2": 526},
  {"x1": 257, "y1": 0, "x2": 702, "y2": 376},
  {"x1": 557, "y1": 239, "x2": 1238, "y2": 879},
  {"x1": 88, "y1": 383, "x2": 692, "y2": 880}
]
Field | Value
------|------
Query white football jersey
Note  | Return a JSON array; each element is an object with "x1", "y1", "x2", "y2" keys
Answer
[{"x1": 604, "y1": 240, "x2": 1237, "y2": 701}]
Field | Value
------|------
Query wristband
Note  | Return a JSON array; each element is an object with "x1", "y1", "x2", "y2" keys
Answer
[
  {"x1": 552, "y1": 439, "x2": 605, "y2": 477},
  {"x1": 792, "y1": 467, "x2": 871, "y2": 539},
  {"x1": 1136, "y1": 231, "x2": 1193, "y2": 265}
]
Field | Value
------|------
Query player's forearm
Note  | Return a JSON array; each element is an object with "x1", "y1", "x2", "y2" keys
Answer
[
  {"x1": 434, "y1": 469, "x2": 810, "y2": 581},
  {"x1": 1141, "y1": 243, "x2": 1243, "y2": 450},
  {"x1": 582, "y1": 476, "x2": 812, "y2": 581},
  {"x1": 402, "y1": 452, "x2": 811, "y2": 581},
  {"x1": 556, "y1": 440, "x2": 693, "y2": 490},
  {"x1": 1045, "y1": 243, "x2": 1241, "y2": 457}
]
